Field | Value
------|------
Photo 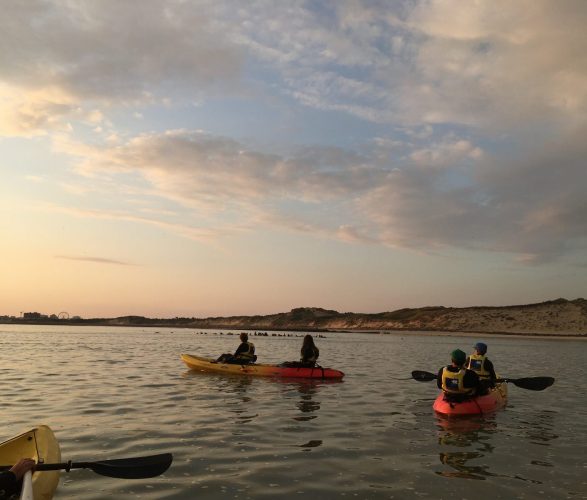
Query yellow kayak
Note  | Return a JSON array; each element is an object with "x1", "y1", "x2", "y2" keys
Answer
[
  {"x1": 181, "y1": 353, "x2": 345, "y2": 379},
  {"x1": 0, "y1": 426, "x2": 61, "y2": 500}
]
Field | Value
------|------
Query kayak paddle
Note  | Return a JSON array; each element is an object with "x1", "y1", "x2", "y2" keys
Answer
[
  {"x1": 411, "y1": 370, "x2": 555, "y2": 391},
  {"x1": 495, "y1": 376, "x2": 555, "y2": 391},
  {"x1": 411, "y1": 370, "x2": 438, "y2": 382},
  {"x1": 0, "y1": 453, "x2": 172, "y2": 479}
]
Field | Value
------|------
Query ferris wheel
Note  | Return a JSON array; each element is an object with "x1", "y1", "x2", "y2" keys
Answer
[{"x1": 58, "y1": 312, "x2": 69, "y2": 320}]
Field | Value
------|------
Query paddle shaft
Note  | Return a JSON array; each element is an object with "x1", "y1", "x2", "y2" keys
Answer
[
  {"x1": 0, "y1": 453, "x2": 173, "y2": 479},
  {"x1": 22, "y1": 462, "x2": 92, "y2": 472},
  {"x1": 412, "y1": 370, "x2": 554, "y2": 391},
  {"x1": 19, "y1": 470, "x2": 33, "y2": 500}
]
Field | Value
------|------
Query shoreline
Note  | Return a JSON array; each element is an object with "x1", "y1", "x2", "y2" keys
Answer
[
  {"x1": 338, "y1": 328, "x2": 587, "y2": 340},
  {"x1": 1, "y1": 320, "x2": 585, "y2": 339}
]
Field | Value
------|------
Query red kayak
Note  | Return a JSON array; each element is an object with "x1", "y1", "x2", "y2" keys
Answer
[{"x1": 433, "y1": 382, "x2": 508, "y2": 416}]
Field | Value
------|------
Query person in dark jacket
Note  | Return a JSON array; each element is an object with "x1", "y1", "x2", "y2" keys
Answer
[
  {"x1": 300, "y1": 334, "x2": 319, "y2": 367},
  {"x1": 437, "y1": 349, "x2": 480, "y2": 401},
  {"x1": 217, "y1": 332, "x2": 257, "y2": 364},
  {"x1": 0, "y1": 458, "x2": 35, "y2": 499}
]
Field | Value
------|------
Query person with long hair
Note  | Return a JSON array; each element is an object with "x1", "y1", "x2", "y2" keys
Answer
[{"x1": 300, "y1": 334, "x2": 319, "y2": 367}]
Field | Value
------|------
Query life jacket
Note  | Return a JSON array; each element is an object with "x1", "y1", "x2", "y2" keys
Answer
[
  {"x1": 236, "y1": 341, "x2": 255, "y2": 360},
  {"x1": 467, "y1": 354, "x2": 490, "y2": 378},
  {"x1": 441, "y1": 367, "x2": 475, "y2": 395}
]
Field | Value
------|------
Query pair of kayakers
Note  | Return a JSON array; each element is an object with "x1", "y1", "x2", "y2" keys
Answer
[
  {"x1": 437, "y1": 342, "x2": 497, "y2": 400},
  {"x1": 216, "y1": 332, "x2": 320, "y2": 367}
]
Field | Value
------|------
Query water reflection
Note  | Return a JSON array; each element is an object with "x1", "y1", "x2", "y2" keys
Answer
[
  {"x1": 293, "y1": 381, "x2": 321, "y2": 421},
  {"x1": 434, "y1": 416, "x2": 546, "y2": 484},
  {"x1": 219, "y1": 376, "x2": 258, "y2": 424},
  {"x1": 518, "y1": 410, "x2": 559, "y2": 446},
  {"x1": 435, "y1": 416, "x2": 498, "y2": 480},
  {"x1": 298, "y1": 439, "x2": 323, "y2": 451}
]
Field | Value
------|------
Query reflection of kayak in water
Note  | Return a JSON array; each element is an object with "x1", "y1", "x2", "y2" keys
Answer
[
  {"x1": 435, "y1": 415, "x2": 488, "y2": 434},
  {"x1": 433, "y1": 382, "x2": 508, "y2": 416},
  {"x1": 181, "y1": 354, "x2": 345, "y2": 379}
]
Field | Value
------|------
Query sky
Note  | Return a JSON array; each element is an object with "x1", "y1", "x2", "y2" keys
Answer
[{"x1": 1, "y1": 0, "x2": 586, "y2": 318}]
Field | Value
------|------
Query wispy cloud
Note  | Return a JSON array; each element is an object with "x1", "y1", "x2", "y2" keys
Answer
[
  {"x1": 42, "y1": 202, "x2": 231, "y2": 244},
  {"x1": 55, "y1": 255, "x2": 135, "y2": 266},
  {"x1": 52, "y1": 127, "x2": 587, "y2": 262}
]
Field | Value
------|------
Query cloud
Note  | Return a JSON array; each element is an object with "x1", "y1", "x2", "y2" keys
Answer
[
  {"x1": 409, "y1": 138, "x2": 483, "y2": 167},
  {"x1": 3, "y1": 1, "x2": 586, "y2": 264},
  {"x1": 55, "y1": 255, "x2": 135, "y2": 266},
  {"x1": 42, "y1": 202, "x2": 229, "y2": 244},
  {"x1": 0, "y1": 84, "x2": 76, "y2": 136},
  {"x1": 53, "y1": 128, "x2": 586, "y2": 262},
  {"x1": 402, "y1": 0, "x2": 587, "y2": 126},
  {"x1": 2, "y1": 1, "x2": 585, "y2": 136},
  {"x1": 0, "y1": 0, "x2": 244, "y2": 135},
  {"x1": 221, "y1": 0, "x2": 587, "y2": 128},
  {"x1": 358, "y1": 127, "x2": 587, "y2": 262},
  {"x1": 55, "y1": 130, "x2": 381, "y2": 207}
]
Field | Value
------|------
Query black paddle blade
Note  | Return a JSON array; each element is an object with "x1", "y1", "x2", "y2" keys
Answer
[
  {"x1": 507, "y1": 376, "x2": 555, "y2": 391},
  {"x1": 84, "y1": 453, "x2": 173, "y2": 479},
  {"x1": 411, "y1": 370, "x2": 437, "y2": 382}
]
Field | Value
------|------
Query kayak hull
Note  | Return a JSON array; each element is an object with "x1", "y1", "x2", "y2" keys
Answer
[
  {"x1": 181, "y1": 354, "x2": 344, "y2": 379},
  {"x1": 0, "y1": 425, "x2": 61, "y2": 500},
  {"x1": 433, "y1": 382, "x2": 508, "y2": 416}
]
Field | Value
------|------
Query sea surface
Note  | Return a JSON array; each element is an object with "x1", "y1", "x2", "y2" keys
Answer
[{"x1": 0, "y1": 325, "x2": 585, "y2": 499}]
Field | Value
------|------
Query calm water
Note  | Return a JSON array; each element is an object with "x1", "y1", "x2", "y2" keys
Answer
[{"x1": 0, "y1": 325, "x2": 585, "y2": 499}]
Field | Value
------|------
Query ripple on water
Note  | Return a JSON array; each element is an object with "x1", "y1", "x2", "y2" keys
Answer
[{"x1": 0, "y1": 326, "x2": 585, "y2": 499}]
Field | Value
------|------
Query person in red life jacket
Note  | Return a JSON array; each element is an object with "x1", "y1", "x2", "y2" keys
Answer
[
  {"x1": 217, "y1": 332, "x2": 257, "y2": 364},
  {"x1": 0, "y1": 458, "x2": 35, "y2": 499},
  {"x1": 466, "y1": 342, "x2": 497, "y2": 393},
  {"x1": 300, "y1": 334, "x2": 320, "y2": 367},
  {"x1": 437, "y1": 349, "x2": 481, "y2": 401}
]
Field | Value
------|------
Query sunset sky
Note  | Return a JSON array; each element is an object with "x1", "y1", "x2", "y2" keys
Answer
[{"x1": 1, "y1": 0, "x2": 586, "y2": 318}]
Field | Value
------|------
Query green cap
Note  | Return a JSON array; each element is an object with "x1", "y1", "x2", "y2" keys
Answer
[{"x1": 450, "y1": 349, "x2": 466, "y2": 366}]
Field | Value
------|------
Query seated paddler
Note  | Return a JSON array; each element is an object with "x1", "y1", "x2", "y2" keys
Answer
[
  {"x1": 437, "y1": 349, "x2": 480, "y2": 402},
  {"x1": 217, "y1": 332, "x2": 257, "y2": 364},
  {"x1": 300, "y1": 334, "x2": 319, "y2": 367},
  {"x1": 466, "y1": 342, "x2": 497, "y2": 393},
  {"x1": 0, "y1": 458, "x2": 36, "y2": 499}
]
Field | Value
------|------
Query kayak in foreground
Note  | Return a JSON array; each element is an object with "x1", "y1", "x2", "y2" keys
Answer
[
  {"x1": 433, "y1": 382, "x2": 508, "y2": 416},
  {"x1": 0, "y1": 425, "x2": 61, "y2": 500},
  {"x1": 181, "y1": 353, "x2": 345, "y2": 379}
]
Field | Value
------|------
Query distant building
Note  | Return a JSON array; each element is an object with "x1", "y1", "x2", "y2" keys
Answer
[{"x1": 23, "y1": 312, "x2": 47, "y2": 319}]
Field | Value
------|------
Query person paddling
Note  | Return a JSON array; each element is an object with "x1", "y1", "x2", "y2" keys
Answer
[
  {"x1": 466, "y1": 342, "x2": 497, "y2": 392},
  {"x1": 0, "y1": 458, "x2": 35, "y2": 498},
  {"x1": 437, "y1": 349, "x2": 480, "y2": 402},
  {"x1": 217, "y1": 332, "x2": 257, "y2": 364},
  {"x1": 300, "y1": 334, "x2": 319, "y2": 367}
]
